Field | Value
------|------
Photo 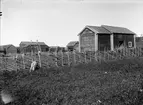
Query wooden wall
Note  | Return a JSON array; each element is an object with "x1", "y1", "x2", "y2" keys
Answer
[
  {"x1": 80, "y1": 28, "x2": 95, "y2": 52},
  {"x1": 6, "y1": 45, "x2": 17, "y2": 54},
  {"x1": 21, "y1": 45, "x2": 49, "y2": 53},
  {"x1": 98, "y1": 34, "x2": 110, "y2": 51},
  {"x1": 40, "y1": 45, "x2": 49, "y2": 52},
  {"x1": 114, "y1": 34, "x2": 134, "y2": 48}
]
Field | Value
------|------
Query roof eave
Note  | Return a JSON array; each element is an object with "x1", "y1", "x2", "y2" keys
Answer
[
  {"x1": 77, "y1": 25, "x2": 99, "y2": 36},
  {"x1": 112, "y1": 32, "x2": 136, "y2": 35}
]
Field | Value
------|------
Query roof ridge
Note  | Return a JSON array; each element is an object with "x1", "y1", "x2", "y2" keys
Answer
[
  {"x1": 86, "y1": 25, "x2": 111, "y2": 34},
  {"x1": 101, "y1": 25, "x2": 112, "y2": 33},
  {"x1": 101, "y1": 25, "x2": 135, "y2": 34},
  {"x1": 101, "y1": 25, "x2": 129, "y2": 29}
]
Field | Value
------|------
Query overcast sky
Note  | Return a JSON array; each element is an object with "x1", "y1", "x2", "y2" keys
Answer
[{"x1": 0, "y1": 0, "x2": 143, "y2": 46}]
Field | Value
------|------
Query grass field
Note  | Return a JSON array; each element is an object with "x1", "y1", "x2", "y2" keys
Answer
[{"x1": 1, "y1": 57, "x2": 143, "y2": 105}]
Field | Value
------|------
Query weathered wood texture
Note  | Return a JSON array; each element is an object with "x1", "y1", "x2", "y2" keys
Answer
[
  {"x1": 5, "y1": 45, "x2": 17, "y2": 54},
  {"x1": 21, "y1": 45, "x2": 49, "y2": 53},
  {"x1": 98, "y1": 34, "x2": 110, "y2": 51},
  {"x1": 80, "y1": 28, "x2": 95, "y2": 52},
  {"x1": 114, "y1": 34, "x2": 134, "y2": 48},
  {"x1": 80, "y1": 29, "x2": 135, "y2": 52}
]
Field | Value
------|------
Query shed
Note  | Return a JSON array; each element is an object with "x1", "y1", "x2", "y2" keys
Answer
[
  {"x1": 1, "y1": 44, "x2": 17, "y2": 54},
  {"x1": 66, "y1": 41, "x2": 79, "y2": 51},
  {"x1": 20, "y1": 41, "x2": 49, "y2": 53},
  {"x1": 78, "y1": 25, "x2": 136, "y2": 52}
]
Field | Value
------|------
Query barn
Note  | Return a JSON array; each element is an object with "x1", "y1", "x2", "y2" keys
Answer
[
  {"x1": 78, "y1": 25, "x2": 136, "y2": 52},
  {"x1": 0, "y1": 44, "x2": 17, "y2": 54},
  {"x1": 20, "y1": 41, "x2": 49, "y2": 53},
  {"x1": 66, "y1": 41, "x2": 79, "y2": 51}
]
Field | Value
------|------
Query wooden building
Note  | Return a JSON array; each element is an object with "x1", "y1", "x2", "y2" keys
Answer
[
  {"x1": 0, "y1": 44, "x2": 17, "y2": 54},
  {"x1": 0, "y1": 46, "x2": 5, "y2": 56},
  {"x1": 49, "y1": 46, "x2": 66, "y2": 52},
  {"x1": 78, "y1": 25, "x2": 136, "y2": 52},
  {"x1": 136, "y1": 36, "x2": 143, "y2": 47},
  {"x1": 20, "y1": 41, "x2": 49, "y2": 53},
  {"x1": 66, "y1": 41, "x2": 79, "y2": 51}
]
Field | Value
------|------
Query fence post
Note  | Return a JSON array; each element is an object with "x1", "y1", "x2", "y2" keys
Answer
[
  {"x1": 138, "y1": 47, "x2": 140, "y2": 57},
  {"x1": 73, "y1": 50, "x2": 76, "y2": 65},
  {"x1": 126, "y1": 48, "x2": 128, "y2": 57},
  {"x1": 89, "y1": 52, "x2": 92, "y2": 62},
  {"x1": 0, "y1": 57, "x2": 1, "y2": 70},
  {"x1": 137, "y1": 47, "x2": 139, "y2": 57},
  {"x1": 118, "y1": 49, "x2": 120, "y2": 60},
  {"x1": 123, "y1": 47, "x2": 127, "y2": 58},
  {"x1": 131, "y1": 48, "x2": 133, "y2": 57},
  {"x1": 98, "y1": 52, "x2": 101, "y2": 62},
  {"x1": 67, "y1": 52, "x2": 70, "y2": 66},
  {"x1": 141, "y1": 47, "x2": 142, "y2": 56},
  {"x1": 103, "y1": 50, "x2": 106, "y2": 61},
  {"x1": 54, "y1": 51, "x2": 58, "y2": 67},
  {"x1": 47, "y1": 51, "x2": 50, "y2": 55},
  {"x1": 15, "y1": 55, "x2": 18, "y2": 71},
  {"x1": 133, "y1": 48, "x2": 136, "y2": 57},
  {"x1": 140, "y1": 47, "x2": 142, "y2": 56},
  {"x1": 22, "y1": 54, "x2": 25, "y2": 69},
  {"x1": 95, "y1": 52, "x2": 97, "y2": 62},
  {"x1": 128, "y1": 48, "x2": 130, "y2": 57},
  {"x1": 78, "y1": 52, "x2": 81, "y2": 64},
  {"x1": 107, "y1": 51, "x2": 110, "y2": 61},
  {"x1": 84, "y1": 52, "x2": 87, "y2": 63},
  {"x1": 38, "y1": 51, "x2": 42, "y2": 68},
  {"x1": 135, "y1": 47, "x2": 137, "y2": 57},
  {"x1": 61, "y1": 51, "x2": 64, "y2": 66},
  {"x1": 122, "y1": 48, "x2": 125, "y2": 57}
]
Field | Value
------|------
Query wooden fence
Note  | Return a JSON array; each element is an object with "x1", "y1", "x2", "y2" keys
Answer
[{"x1": 0, "y1": 47, "x2": 143, "y2": 71}]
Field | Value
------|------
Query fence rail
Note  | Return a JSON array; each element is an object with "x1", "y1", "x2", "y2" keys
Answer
[{"x1": 0, "y1": 47, "x2": 143, "y2": 71}]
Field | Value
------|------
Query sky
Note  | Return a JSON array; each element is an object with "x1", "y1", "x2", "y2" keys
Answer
[{"x1": 0, "y1": 0, "x2": 143, "y2": 47}]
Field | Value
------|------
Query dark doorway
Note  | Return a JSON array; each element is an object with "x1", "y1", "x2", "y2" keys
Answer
[{"x1": 98, "y1": 34, "x2": 110, "y2": 51}]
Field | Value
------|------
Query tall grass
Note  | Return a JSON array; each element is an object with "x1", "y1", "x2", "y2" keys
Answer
[{"x1": 1, "y1": 57, "x2": 143, "y2": 105}]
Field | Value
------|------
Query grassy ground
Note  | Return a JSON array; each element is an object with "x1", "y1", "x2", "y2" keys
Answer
[{"x1": 1, "y1": 57, "x2": 143, "y2": 105}]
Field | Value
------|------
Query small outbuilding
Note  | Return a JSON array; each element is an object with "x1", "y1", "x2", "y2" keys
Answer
[
  {"x1": 0, "y1": 44, "x2": 17, "y2": 54},
  {"x1": 78, "y1": 25, "x2": 136, "y2": 52},
  {"x1": 20, "y1": 41, "x2": 49, "y2": 53},
  {"x1": 66, "y1": 41, "x2": 79, "y2": 51}
]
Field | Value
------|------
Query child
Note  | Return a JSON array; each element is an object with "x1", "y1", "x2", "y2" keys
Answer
[{"x1": 30, "y1": 59, "x2": 39, "y2": 72}]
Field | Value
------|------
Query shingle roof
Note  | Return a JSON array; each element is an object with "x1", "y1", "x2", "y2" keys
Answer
[
  {"x1": 87, "y1": 26, "x2": 111, "y2": 34},
  {"x1": 20, "y1": 41, "x2": 47, "y2": 47},
  {"x1": 2, "y1": 44, "x2": 15, "y2": 49},
  {"x1": 67, "y1": 41, "x2": 79, "y2": 47},
  {"x1": 101, "y1": 25, "x2": 135, "y2": 34},
  {"x1": 21, "y1": 41, "x2": 46, "y2": 45}
]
